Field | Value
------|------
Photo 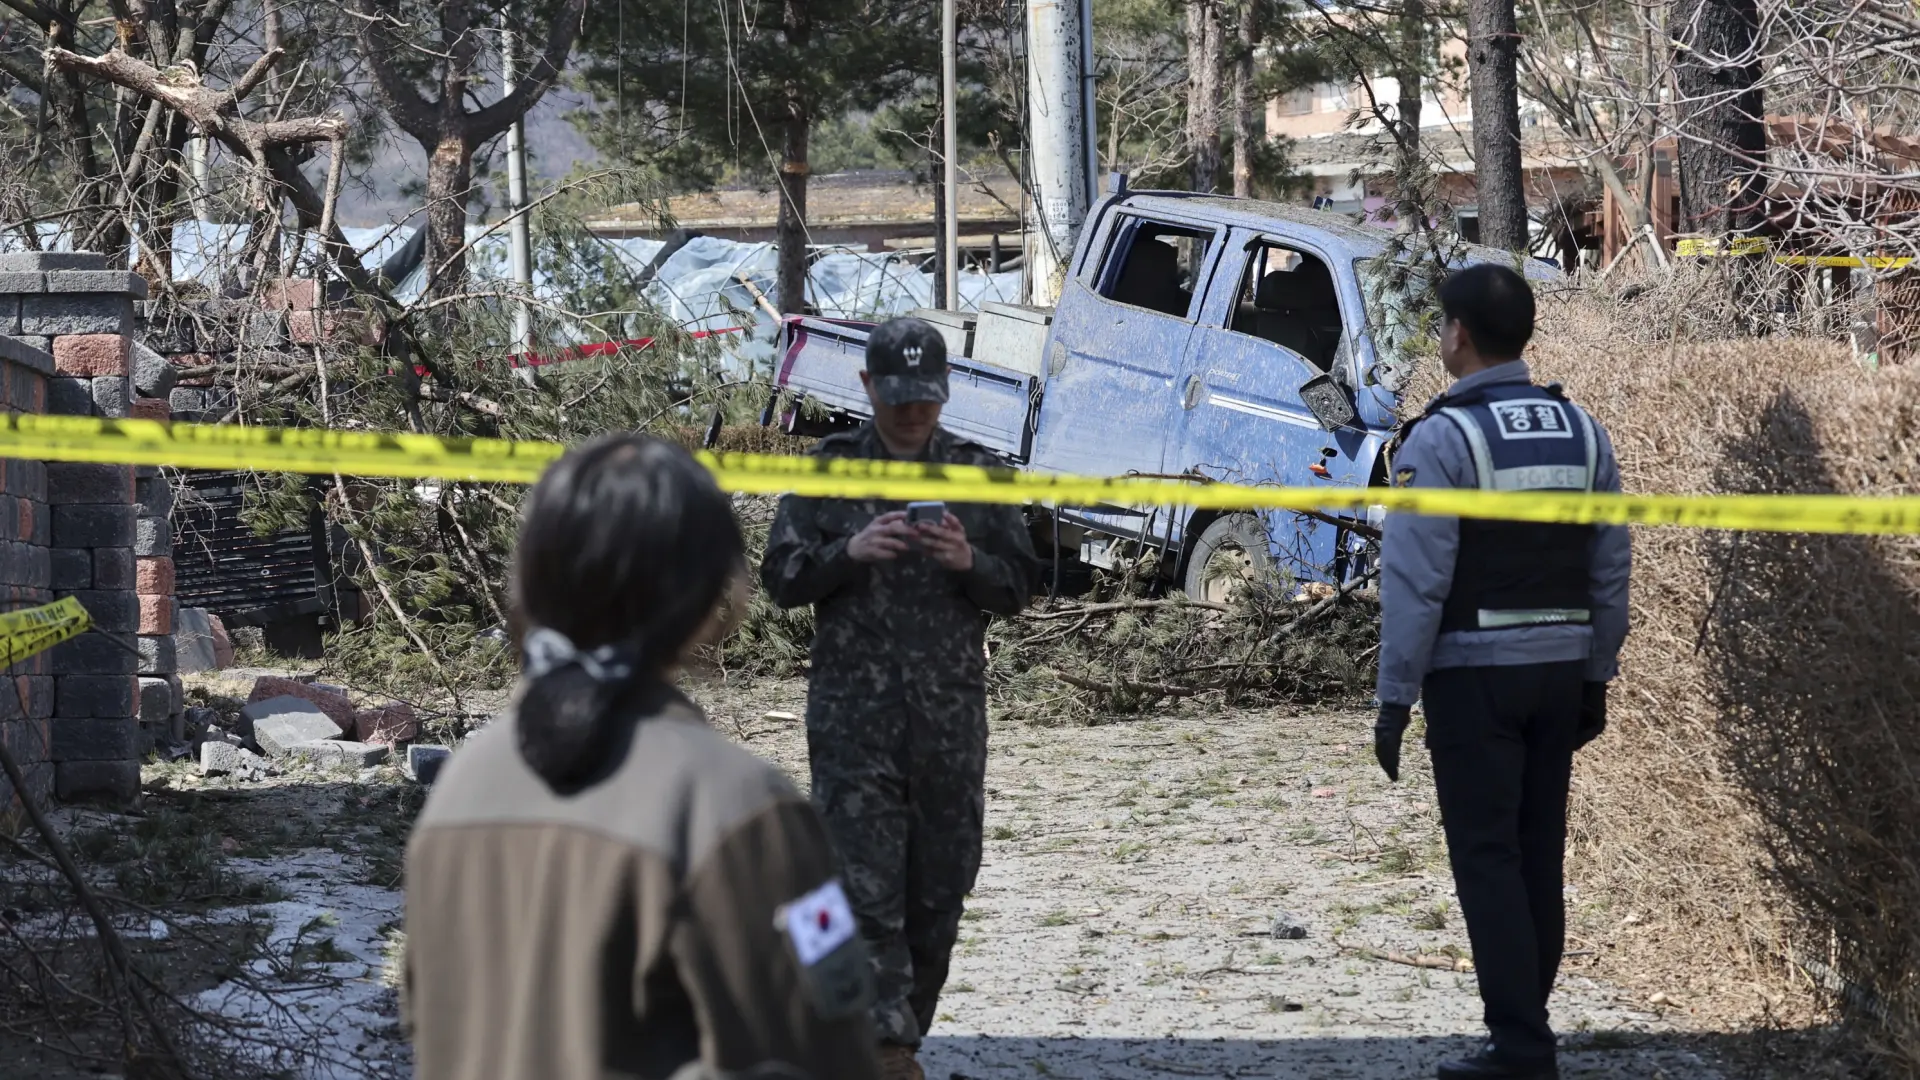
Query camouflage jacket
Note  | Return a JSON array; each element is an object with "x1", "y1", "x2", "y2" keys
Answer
[{"x1": 759, "y1": 423, "x2": 1041, "y2": 679}]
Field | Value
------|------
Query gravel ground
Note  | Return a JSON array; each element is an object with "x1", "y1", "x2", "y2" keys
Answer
[{"x1": 696, "y1": 675, "x2": 1746, "y2": 1080}]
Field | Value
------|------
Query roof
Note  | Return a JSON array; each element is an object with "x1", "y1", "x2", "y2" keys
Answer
[{"x1": 590, "y1": 169, "x2": 1026, "y2": 233}]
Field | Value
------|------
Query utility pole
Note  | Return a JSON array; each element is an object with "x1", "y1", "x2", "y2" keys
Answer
[
  {"x1": 942, "y1": 0, "x2": 960, "y2": 310},
  {"x1": 501, "y1": 15, "x2": 536, "y2": 374},
  {"x1": 1026, "y1": 0, "x2": 1092, "y2": 306}
]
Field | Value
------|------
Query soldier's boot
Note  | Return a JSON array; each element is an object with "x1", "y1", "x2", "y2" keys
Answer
[{"x1": 878, "y1": 1044, "x2": 925, "y2": 1080}]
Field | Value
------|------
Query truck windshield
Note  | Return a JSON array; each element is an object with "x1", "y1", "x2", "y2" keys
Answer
[{"x1": 1354, "y1": 257, "x2": 1440, "y2": 369}]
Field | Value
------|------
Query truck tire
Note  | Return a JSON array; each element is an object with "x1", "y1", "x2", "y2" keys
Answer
[{"x1": 1182, "y1": 514, "x2": 1275, "y2": 605}]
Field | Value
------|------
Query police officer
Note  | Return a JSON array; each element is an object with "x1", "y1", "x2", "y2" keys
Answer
[
  {"x1": 761, "y1": 317, "x2": 1041, "y2": 1080},
  {"x1": 1373, "y1": 265, "x2": 1631, "y2": 1080},
  {"x1": 406, "y1": 434, "x2": 880, "y2": 1080}
]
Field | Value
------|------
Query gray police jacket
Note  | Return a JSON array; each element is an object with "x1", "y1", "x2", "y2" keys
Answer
[{"x1": 1376, "y1": 360, "x2": 1632, "y2": 707}]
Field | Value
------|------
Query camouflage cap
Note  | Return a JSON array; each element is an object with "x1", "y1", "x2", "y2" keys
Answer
[{"x1": 865, "y1": 317, "x2": 950, "y2": 405}]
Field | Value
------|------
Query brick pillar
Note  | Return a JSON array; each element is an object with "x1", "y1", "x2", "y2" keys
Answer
[
  {"x1": 0, "y1": 332, "x2": 54, "y2": 819},
  {"x1": 3, "y1": 251, "x2": 148, "y2": 804}
]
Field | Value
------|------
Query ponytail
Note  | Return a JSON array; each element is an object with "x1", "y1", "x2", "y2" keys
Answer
[{"x1": 515, "y1": 629, "x2": 646, "y2": 790}]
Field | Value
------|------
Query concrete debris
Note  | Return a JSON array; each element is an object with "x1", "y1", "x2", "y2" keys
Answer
[
  {"x1": 289, "y1": 740, "x2": 390, "y2": 769},
  {"x1": 155, "y1": 737, "x2": 193, "y2": 762},
  {"x1": 1271, "y1": 913, "x2": 1310, "y2": 940},
  {"x1": 353, "y1": 702, "x2": 418, "y2": 745},
  {"x1": 200, "y1": 740, "x2": 268, "y2": 778},
  {"x1": 406, "y1": 745, "x2": 452, "y2": 785},
  {"x1": 248, "y1": 676, "x2": 355, "y2": 734},
  {"x1": 246, "y1": 697, "x2": 342, "y2": 757}
]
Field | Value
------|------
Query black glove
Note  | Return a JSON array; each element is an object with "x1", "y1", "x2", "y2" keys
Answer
[
  {"x1": 1576, "y1": 681, "x2": 1607, "y2": 750},
  {"x1": 1374, "y1": 703, "x2": 1412, "y2": 782}
]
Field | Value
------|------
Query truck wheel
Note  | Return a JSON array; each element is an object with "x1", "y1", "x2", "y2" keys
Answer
[{"x1": 1183, "y1": 514, "x2": 1274, "y2": 605}]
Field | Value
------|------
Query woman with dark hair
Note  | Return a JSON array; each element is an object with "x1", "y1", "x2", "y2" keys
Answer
[{"x1": 402, "y1": 434, "x2": 881, "y2": 1080}]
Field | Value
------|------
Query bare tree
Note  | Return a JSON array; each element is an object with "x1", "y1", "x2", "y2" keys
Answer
[
  {"x1": 1670, "y1": 0, "x2": 1764, "y2": 236},
  {"x1": 1466, "y1": 0, "x2": 1528, "y2": 248},
  {"x1": 1187, "y1": 0, "x2": 1224, "y2": 192},
  {"x1": 353, "y1": 0, "x2": 587, "y2": 297},
  {"x1": 1231, "y1": 0, "x2": 1257, "y2": 197}
]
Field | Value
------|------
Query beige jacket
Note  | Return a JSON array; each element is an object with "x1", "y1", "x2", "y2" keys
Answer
[{"x1": 403, "y1": 687, "x2": 881, "y2": 1080}]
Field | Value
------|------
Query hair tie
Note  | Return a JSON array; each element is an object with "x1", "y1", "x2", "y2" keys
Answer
[{"x1": 523, "y1": 627, "x2": 636, "y2": 685}]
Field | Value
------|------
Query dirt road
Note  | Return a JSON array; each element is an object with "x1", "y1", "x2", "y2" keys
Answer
[{"x1": 701, "y1": 677, "x2": 1735, "y2": 1080}]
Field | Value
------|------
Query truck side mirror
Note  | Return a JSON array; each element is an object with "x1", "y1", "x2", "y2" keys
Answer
[{"x1": 1299, "y1": 373, "x2": 1358, "y2": 431}]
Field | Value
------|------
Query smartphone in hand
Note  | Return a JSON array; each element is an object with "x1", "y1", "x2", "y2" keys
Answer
[{"x1": 906, "y1": 501, "x2": 946, "y2": 527}]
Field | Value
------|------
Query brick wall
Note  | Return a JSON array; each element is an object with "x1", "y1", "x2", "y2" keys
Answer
[{"x1": 0, "y1": 251, "x2": 153, "y2": 808}]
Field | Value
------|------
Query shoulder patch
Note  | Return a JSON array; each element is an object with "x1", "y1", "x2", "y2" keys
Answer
[
  {"x1": 776, "y1": 878, "x2": 872, "y2": 1020},
  {"x1": 1395, "y1": 467, "x2": 1416, "y2": 487}
]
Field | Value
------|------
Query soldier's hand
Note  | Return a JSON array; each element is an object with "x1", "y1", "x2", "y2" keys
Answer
[
  {"x1": 848, "y1": 512, "x2": 913, "y2": 563},
  {"x1": 1374, "y1": 703, "x2": 1412, "y2": 782},
  {"x1": 1575, "y1": 681, "x2": 1608, "y2": 750},
  {"x1": 915, "y1": 512, "x2": 974, "y2": 572}
]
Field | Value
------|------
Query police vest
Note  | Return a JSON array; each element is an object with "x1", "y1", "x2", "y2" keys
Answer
[{"x1": 1429, "y1": 382, "x2": 1597, "y2": 634}]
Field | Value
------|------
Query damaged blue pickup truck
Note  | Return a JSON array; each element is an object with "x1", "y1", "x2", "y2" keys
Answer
[{"x1": 767, "y1": 185, "x2": 1553, "y2": 598}]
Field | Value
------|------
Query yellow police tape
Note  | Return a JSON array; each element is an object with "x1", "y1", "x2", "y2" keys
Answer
[
  {"x1": 6, "y1": 413, "x2": 1920, "y2": 537},
  {"x1": 0, "y1": 597, "x2": 92, "y2": 669}
]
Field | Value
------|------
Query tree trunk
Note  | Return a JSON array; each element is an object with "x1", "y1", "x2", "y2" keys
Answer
[
  {"x1": 1231, "y1": 0, "x2": 1256, "y2": 198},
  {"x1": 1394, "y1": 0, "x2": 1425, "y2": 157},
  {"x1": 778, "y1": 0, "x2": 813, "y2": 314},
  {"x1": 424, "y1": 133, "x2": 475, "y2": 298},
  {"x1": 1671, "y1": 0, "x2": 1765, "y2": 235},
  {"x1": 1187, "y1": 0, "x2": 1223, "y2": 194},
  {"x1": 1466, "y1": 0, "x2": 1529, "y2": 250}
]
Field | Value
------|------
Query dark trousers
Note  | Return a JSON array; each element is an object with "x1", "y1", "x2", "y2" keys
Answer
[
  {"x1": 1424, "y1": 660, "x2": 1584, "y2": 1063},
  {"x1": 806, "y1": 680, "x2": 987, "y2": 1047}
]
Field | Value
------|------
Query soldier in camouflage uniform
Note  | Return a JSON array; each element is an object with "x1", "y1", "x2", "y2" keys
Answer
[{"x1": 761, "y1": 317, "x2": 1040, "y2": 1079}]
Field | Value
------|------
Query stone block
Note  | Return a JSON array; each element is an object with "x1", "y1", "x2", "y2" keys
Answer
[
  {"x1": 48, "y1": 463, "x2": 134, "y2": 505},
  {"x1": 21, "y1": 294, "x2": 134, "y2": 336},
  {"x1": 137, "y1": 677, "x2": 172, "y2": 725},
  {"x1": 7, "y1": 461, "x2": 46, "y2": 504},
  {"x1": 245, "y1": 311, "x2": 289, "y2": 348},
  {"x1": 129, "y1": 397, "x2": 169, "y2": 421},
  {"x1": 0, "y1": 495, "x2": 17, "y2": 543},
  {"x1": 175, "y1": 608, "x2": 217, "y2": 672},
  {"x1": 137, "y1": 594, "x2": 171, "y2": 635},
  {"x1": 144, "y1": 318, "x2": 197, "y2": 354},
  {"x1": 55, "y1": 760, "x2": 139, "y2": 803},
  {"x1": 137, "y1": 634, "x2": 176, "y2": 675},
  {"x1": 12, "y1": 335, "x2": 51, "y2": 355},
  {"x1": 91, "y1": 376, "x2": 129, "y2": 418},
  {"x1": 93, "y1": 548, "x2": 135, "y2": 590},
  {"x1": 53, "y1": 504, "x2": 135, "y2": 548},
  {"x1": 1, "y1": 717, "x2": 50, "y2": 766},
  {"x1": 51, "y1": 334, "x2": 130, "y2": 377},
  {"x1": 44, "y1": 270, "x2": 148, "y2": 299},
  {"x1": 407, "y1": 745, "x2": 453, "y2": 785},
  {"x1": 2, "y1": 761, "x2": 54, "y2": 812},
  {"x1": 14, "y1": 675, "x2": 53, "y2": 720},
  {"x1": 45, "y1": 631, "x2": 137, "y2": 675},
  {"x1": 28, "y1": 502, "x2": 47, "y2": 546},
  {"x1": 0, "y1": 252, "x2": 106, "y2": 272},
  {"x1": 6, "y1": 543, "x2": 49, "y2": 589},
  {"x1": 135, "y1": 557, "x2": 174, "y2": 595},
  {"x1": 167, "y1": 386, "x2": 207, "y2": 414},
  {"x1": 136, "y1": 476, "x2": 173, "y2": 517},
  {"x1": 209, "y1": 613, "x2": 233, "y2": 667},
  {"x1": 52, "y1": 717, "x2": 137, "y2": 761},
  {"x1": 7, "y1": 364, "x2": 46, "y2": 409},
  {"x1": 200, "y1": 741, "x2": 267, "y2": 778},
  {"x1": 54, "y1": 591, "x2": 138, "y2": 634},
  {"x1": 289, "y1": 740, "x2": 388, "y2": 769},
  {"x1": 0, "y1": 271, "x2": 44, "y2": 293},
  {"x1": 247, "y1": 676, "x2": 354, "y2": 732},
  {"x1": 289, "y1": 310, "x2": 382, "y2": 346},
  {"x1": 263, "y1": 279, "x2": 319, "y2": 311},
  {"x1": 54, "y1": 674, "x2": 136, "y2": 719},
  {"x1": 48, "y1": 375, "x2": 92, "y2": 416},
  {"x1": 134, "y1": 516, "x2": 171, "y2": 557},
  {"x1": 354, "y1": 702, "x2": 419, "y2": 745},
  {"x1": 130, "y1": 341, "x2": 176, "y2": 398},
  {"x1": 246, "y1": 697, "x2": 344, "y2": 756}
]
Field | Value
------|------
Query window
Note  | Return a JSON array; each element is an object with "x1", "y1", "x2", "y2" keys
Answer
[
  {"x1": 1099, "y1": 220, "x2": 1214, "y2": 320},
  {"x1": 1278, "y1": 87, "x2": 1314, "y2": 117},
  {"x1": 1225, "y1": 243, "x2": 1345, "y2": 372}
]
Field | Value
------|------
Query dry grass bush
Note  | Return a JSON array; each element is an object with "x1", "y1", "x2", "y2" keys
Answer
[{"x1": 1526, "y1": 275, "x2": 1920, "y2": 1071}]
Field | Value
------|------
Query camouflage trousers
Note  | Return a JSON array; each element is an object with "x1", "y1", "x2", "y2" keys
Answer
[{"x1": 805, "y1": 676, "x2": 988, "y2": 1048}]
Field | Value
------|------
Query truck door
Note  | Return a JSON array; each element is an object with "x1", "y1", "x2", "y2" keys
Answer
[
  {"x1": 1033, "y1": 212, "x2": 1222, "y2": 541},
  {"x1": 1169, "y1": 230, "x2": 1385, "y2": 579}
]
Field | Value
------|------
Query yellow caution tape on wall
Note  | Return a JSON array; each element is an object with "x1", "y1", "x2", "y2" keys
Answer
[
  {"x1": 7, "y1": 413, "x2": 1920, "y2": 537},
  {"x1": 0, "y1": 597, "x2": 92, "y2": 668}
]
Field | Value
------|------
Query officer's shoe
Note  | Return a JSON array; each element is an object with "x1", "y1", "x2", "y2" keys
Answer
[
  {"x1": 1436, "y1": 1045, "x2": 1559, "y2": 1079},
  {"x1": 878, "y1": 1044, "x2": 926, "y2": 1080}
]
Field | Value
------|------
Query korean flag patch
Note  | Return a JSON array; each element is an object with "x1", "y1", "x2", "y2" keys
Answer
[{"x1": 777, "y1": 878, "x2": 872, "y2": 1019}]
